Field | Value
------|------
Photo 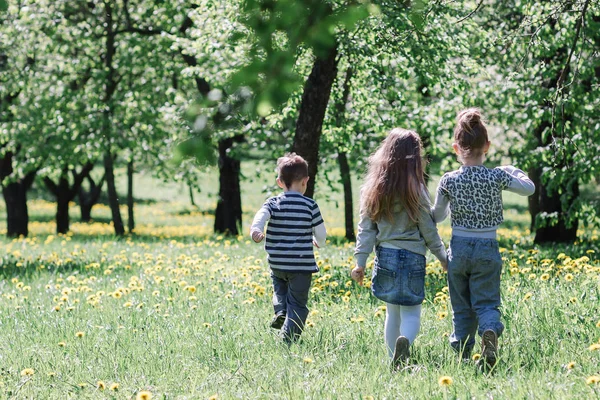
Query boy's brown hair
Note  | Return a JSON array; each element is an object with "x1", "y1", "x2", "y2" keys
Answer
[
  {"x1": 276, "y1": 153, "x2": 309, "y2": 188},
  {"x1": 454, "y1": 108, "x2": 489, "y2": 158}
]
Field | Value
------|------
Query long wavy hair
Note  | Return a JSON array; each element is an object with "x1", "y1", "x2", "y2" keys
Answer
[{"x1": 361, "y1": 128, "x2": 426, "y2": 223}]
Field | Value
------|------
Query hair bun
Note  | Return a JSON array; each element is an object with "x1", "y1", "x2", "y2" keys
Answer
[{"x1": 458, "y1": 108, "x2": 482, "y2": 134}]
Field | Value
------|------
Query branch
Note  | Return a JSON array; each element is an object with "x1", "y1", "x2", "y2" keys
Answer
[
  {"x1": 556, "y1": 0, "x2": 590, "y2": 90},
  {"x1": 43, "y1": 177, "x2": 58, "y2": 196},
  {"x1": 454, "y1": 0, "x2": 484, "y2": 24}
]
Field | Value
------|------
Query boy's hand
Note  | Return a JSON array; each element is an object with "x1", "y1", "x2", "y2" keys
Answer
[
  {"x1": 351, "y1": 266, "x2": 365, "y2": 286},
  {"x1": 251, "y1": 231, "x2": 264, "y2": 243},
  {"x1": 313, "y1": 239, "x2": 319, "y2": 248},
  {"x1": 441, "y1": 260, "x2": 448, "y2": 272}
]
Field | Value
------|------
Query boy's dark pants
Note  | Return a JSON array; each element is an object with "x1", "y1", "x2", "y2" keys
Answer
[
  {"x1": 447, "y1": 236, "x2": 504, "y2": 354},
  {"x1": 271, "y1": 270, "x2": 312, "y2": 342}
]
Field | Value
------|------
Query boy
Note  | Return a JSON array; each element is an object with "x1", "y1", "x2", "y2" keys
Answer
[{"x1": 250, "y1": 153, "x2": 326, "y2": 343}]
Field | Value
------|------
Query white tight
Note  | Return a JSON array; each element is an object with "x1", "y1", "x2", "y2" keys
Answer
[{"x1": 384, "y1": 303, "x2": 422, "y2": 357}]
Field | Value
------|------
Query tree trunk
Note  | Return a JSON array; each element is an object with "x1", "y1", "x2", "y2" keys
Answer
[
  {"x1": 333, "y1": 66, "x2": 355, "y2": 241},
  {"x1": 214, "y1": 136, "x2": 244, "y2": 235},
  {"x1": 127, "y1": 160, "x2": 134, "y2": 233},
  {"x1": 3, "y1": 182, "x2": 29, "y2": 237},
  {"x1": 0, "y1": 152, "x2": 35, "y2": 238},
  {"x1": 338, "y1": 151, "x2": 355, "y2": 241},
  {"x1": 79, "y1": 174, "x2": 105, "y2": 222},
  {"x1": 55, "y1": 173, "x2": 71, "y2": 234},
  {"x1": 104, "y1": 152, "x2": 125, "y2": 235},
  {"x1": 189, "y1": 182, "x2": 196, "y2": 207},
  {"x1": 291, "y1": 44, "x2": 338, "y2": 199},
  {"x1": 533, "y1": 179, "x2": 579, "y2": 243}
]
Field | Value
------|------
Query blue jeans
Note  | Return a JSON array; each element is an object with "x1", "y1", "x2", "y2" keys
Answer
[
  {"x1": 447, "y1": 236, "x2": 504, "y2": 353},
  {"x1": 371, "y1": 247, "x2": 426, "y2": 306},
  {"x1": 271, "y1": 270, "x2": 312, "y2": 342}
]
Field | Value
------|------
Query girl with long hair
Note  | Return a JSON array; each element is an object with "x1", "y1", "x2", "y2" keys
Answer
[{"x1": 352, "y1": 128, "x2": 447, "y2": 368}]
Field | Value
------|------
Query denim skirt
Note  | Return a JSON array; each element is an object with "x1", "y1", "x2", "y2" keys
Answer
[{"x1": 371, "y1": 246, "x2": 426, "y2": 306}]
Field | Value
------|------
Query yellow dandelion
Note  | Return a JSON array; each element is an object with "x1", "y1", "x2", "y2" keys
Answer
[
  {"x1": 208, "y1": 395, "x2": 219, "y2": 400},
  {"x1": 523, "y1": 292, "x2": 533, "y2": 301},
  {"x1": 540, "y1": 273, "x2": 550, "y2": 281},
  {"x1": 303, "y1": 357, "x2": 314, "y2": 364},
  {"x1": 58, "y1": 341, "x2": 66, "y2": 347},
  {"x1": 110, "y1": 383, "x2": 119, "y2": 391},
  {"x1": 596, "y1": 320, "x2": 600, "y2": 328},
  {"x1": 438, "y1": 376, "x2": 453, "y2": 386},
  {"x1": 78, "y1": 382, "x2": 87, "y2": 388},
  {"x1": 472, "y1": 353, "x2": 481, "y2": 361},
  {"x1": 20, "y1": 368, "x2": 34, "y2": 376},
  {"x1": 568, "y1": 297, "x2": 577, "y2": 304},
  {"x1": 564, "y1": 273, "x2": 574, "y2": 282},
  {"x1": 97, "y1": 381, "x2": 106, "y2": 390},
  {"x1": 438, "y1": 311, "x2": 448, "y2": 319},
  {"x1": 589, "y1": 343, "x2": 600, "y2": 351},
  {"x1": 48, "y1": 372, "x2": 56, "y2": 377},
  {"x1": 203, "y1": 322, "x2": 212, "y2": 328},
  {"x1": 566, "y1": 361, "x2": 576, "y2": 370},
  {"x1": 136, "y1": 391, "x2": 152, "y2": 400},
  {"x1": 586, "y1": 375, "x2": 600, "y2": 385},
  {"x1": 75, "y1": 331, "x2": 85, "y2": 338}
]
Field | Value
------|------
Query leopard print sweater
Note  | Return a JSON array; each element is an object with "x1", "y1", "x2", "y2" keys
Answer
[{"x1": 436, "y1": 166, "x2": 512, "y2": 229}]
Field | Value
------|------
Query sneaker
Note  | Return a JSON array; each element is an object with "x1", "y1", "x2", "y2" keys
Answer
[
  {"x1": 481, "y1": 329, "x2": 498, "y2": 368},
  {"x1": 392, "y1": 336, "x2": 410, "y2": 368},
  {"x1": 270, "y1": 312, "x2": 286, "y2": 329}
]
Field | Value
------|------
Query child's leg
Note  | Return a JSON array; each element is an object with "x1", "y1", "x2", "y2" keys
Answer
[
  {"x1": 270, "y1": 270, "x2": 288, "y2": 316},
  {"x1": 447, "y1": 238, "x2": 478, "y2": 354},
  {"x1": 281, "y1": 272, "x2": 312, "y2": 342},
  {"x1": 384, "y1": 303, "x2": 402, "y2": 357},
  {"x1": 470, "y1": 240, "x2": 504, "y2": 337},
  {"x1": 399, "y1": 304, "x2": 421, "y2": 344}
]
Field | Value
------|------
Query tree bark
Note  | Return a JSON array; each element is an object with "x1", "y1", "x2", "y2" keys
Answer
[
  {"x1": 104, "y1": 151, "x2": 125, "y2": 235},
  {"x1": 3, "y1": 180, "x2": 31, "y2": 237},
  {"x1": 291, "y1": 44, "x2": 338, "y2": 199},
  {"x1": 338, "y1": 151, "x2": 355, "y2": 241},
  {"x1": 189, "y1": 181, "x2": 196, "y2": 207},
  {"x1": 0, "y1": 151, "x2": 35, "y2": 237},
  {"x1": 127, "y1": 160, "x2": 134, "y2": 233},
  {"x1": 214, "y1": 136, "x2": 244, "y2": 235},
  {"x1": 79, "y1": 174, "x2": 105, "y2": 222},
  {"x1": 44, "y1": 163, "x2": 94, "y2": 233},
  {"x1": 334, "y1": 66, "x2": 355, "y2": 241}
]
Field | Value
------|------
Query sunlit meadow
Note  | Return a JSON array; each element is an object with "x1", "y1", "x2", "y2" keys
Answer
[{"x1": 0, "y1": 164, "x2": 599, "y2": 399}]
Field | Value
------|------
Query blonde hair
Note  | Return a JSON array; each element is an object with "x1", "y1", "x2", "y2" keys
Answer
[
  {"x1": 454, "y1": 108, "x2": 489, "y2": 159},
  {"x1": 361, "y1": 128, "x2": 426, "y2": 223}
]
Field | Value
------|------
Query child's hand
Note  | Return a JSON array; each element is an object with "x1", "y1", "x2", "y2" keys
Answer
[
  {"x1": 441, "y1": 260, "x2": 448, "y2": 272},
  {"x1": 351, "y1": 266, "x2": 365, "y2": 286},
  {"x1": 313, "y1": 239, "x2": 319, "y2": 248},
  {"x1": 251, "y1": 231, "x2": 264, "y2": 243}
]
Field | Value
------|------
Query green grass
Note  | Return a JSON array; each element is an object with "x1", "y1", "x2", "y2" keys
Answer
[{"x1": 0, "y1": 163, "x2": 599, "y2": 399}]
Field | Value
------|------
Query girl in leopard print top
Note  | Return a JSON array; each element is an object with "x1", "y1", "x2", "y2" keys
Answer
[{"x1": 432, "y1": 108, "x2": 535, "y2": 368}]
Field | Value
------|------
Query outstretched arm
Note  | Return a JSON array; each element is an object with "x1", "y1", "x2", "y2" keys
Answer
[{"x1": 497, "y1": 166, "x2": 535, "y2": 196}]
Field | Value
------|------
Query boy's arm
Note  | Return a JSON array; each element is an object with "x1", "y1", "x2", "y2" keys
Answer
[
  {"x1": 250, "y1": 205, "x2": 270, "y2": 242},
  {"x1": 497, "y1": 166, "x2": 535, "y2": 196},
  {"x1": 311, "y1": 203, "x2": 326, "y2": 248},
  {"x1": 431, "y1": 179, "x2": 450, "y2": 223}
]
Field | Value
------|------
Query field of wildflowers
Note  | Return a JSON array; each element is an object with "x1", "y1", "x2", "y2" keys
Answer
[{"x1": 0, "y1": 171, "x2": 599, "y2": 399}]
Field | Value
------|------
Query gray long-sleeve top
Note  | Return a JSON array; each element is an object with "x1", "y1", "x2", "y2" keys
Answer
[{"x1": 354, "y1": 189, "x2": 447, "y2": 267}]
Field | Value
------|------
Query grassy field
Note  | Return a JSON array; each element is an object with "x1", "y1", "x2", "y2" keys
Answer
[{"x1": 0, "y1": 162, "x2": 599, "y2": 399}]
